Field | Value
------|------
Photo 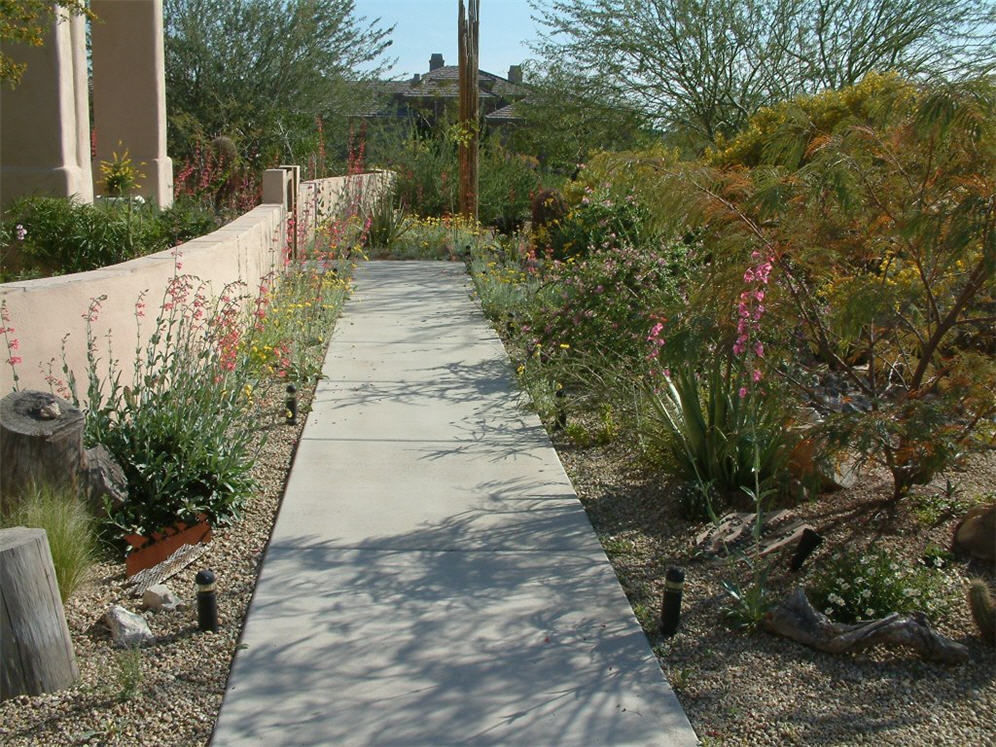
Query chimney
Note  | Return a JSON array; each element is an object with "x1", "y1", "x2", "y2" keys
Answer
[
  {"x1": 507, "y1": 65, "x2": 523, "y2": 84},
  {"x1": 429, "y1": 53, "x2": 444, "y2": 71},
  {"x1": 411, "y1": 73, "x2": 421, "y2": 83}
]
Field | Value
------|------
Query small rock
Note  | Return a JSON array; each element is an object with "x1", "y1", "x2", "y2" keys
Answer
[
  {"x1": 37, "y1": 401, "x2": 61, "y2": 419},
  {"x1": 142, "y1": 584, "x2": 182, "y2": 612},
  {"x1": 105, "y1": 605, "x2": 154, "y2": 647}
]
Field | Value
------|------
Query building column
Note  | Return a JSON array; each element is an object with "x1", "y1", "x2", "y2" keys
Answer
[
  {"x1": 0, "y1": 9, "x2": 94, "y2": 207},
  {"x1": 90, "y1": 0, "x2": 173, "y2": 207}
]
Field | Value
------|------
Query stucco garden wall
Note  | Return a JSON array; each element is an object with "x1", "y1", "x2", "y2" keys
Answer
[{"x1": 0, "y1": 171, "x2": 393, "y2": 396}]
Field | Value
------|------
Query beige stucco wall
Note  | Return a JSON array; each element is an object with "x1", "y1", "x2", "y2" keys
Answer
[
  {"x1": 90, "y1": 0, "x2": 173, "y2": 207},
  {"x1": 0, "y1": 172, "x2": 393, "y2": 397},
  {"x1": 0, "y1": 11, "x2": 94, "y2": 205}
]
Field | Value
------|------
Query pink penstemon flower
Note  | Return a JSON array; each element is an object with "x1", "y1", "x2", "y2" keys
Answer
[{"x1": 733, "y1": 252, "x2": 775, "y2": 396}]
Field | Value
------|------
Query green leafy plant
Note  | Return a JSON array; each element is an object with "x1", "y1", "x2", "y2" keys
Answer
[
  {"x1": 539, "y1": 185, "x2": 651, "y2": 261},
  {"x1": 71, "y1": 280, "x2": 259, "y2": 545},
  {"x1": 809, "y1": 547, "x2": 957, "y2": 624},
  {"x1": 644, "y1": 355, "x2": 792, "y2": 500},
  {"x1": 693, "y1": 77, "x2": 996, "y2": 500},
  {"x1": 99, "y1": 145, "x2": 146, "y2": 197},
  {"x1": 113, "y1": 646, "x2": 145, "y2": 701},
  {"x1": 0, "y1": 482, "x2": 97, "y2": 603},
  {"x1": 0, "y1": 194, "x2": 221, "y2": 280},
  {"x1": 721, "y1": 566, "x2": 775, "y2": 632}
]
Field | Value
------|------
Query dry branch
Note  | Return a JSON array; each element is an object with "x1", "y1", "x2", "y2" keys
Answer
[{"x1": 763, "y1": 586, "x2": 969, "y2": 664}]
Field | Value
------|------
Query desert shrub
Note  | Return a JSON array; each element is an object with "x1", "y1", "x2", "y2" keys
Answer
[
  {"x1": 476, "y1": 147, "x2": 541, "y2": 233},
  {"x1": 526, "y1": 239, "x2": 689, "y2": 374},
  {"x1": 809, "y1": 547, "x2": 957, "y2": 624},
  {"x1": 708, "y1": 72, "x2": 915, "y2": 169},
  {"x1": 0, "y1": 482, "x2": 97, "y2": 602},
  {"x1": 73, "y1": 282, "x2": 259, "y2": 545},
  {"x1": 685, "y1": 76, "x2": 996, "y2": 499},
  {"x1": 538, "y1": 185, "x2": 652, "y2": 261},
  {"x1": 642, "y1": 354, "x2": 793, "y2": 505},
  {"x1": 0, "y1": 194, "x2": 222, "y2": 280}
]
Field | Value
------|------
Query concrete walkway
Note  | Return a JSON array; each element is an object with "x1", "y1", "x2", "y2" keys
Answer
[{"x1": 212, "y1": 261, "x2": 698, "y2": 746}]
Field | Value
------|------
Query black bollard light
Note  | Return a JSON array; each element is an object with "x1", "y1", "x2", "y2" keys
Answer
[
  {"x1": 789, "y1": 528, "x2": 824, "y2": 572},
  {"x1": 555, "y1": 384, "x2": 566, "y2": 430},
  {"x1": 660, "y1": 567, "x2": 685, "y2": 637},
  {"x1": 285, "y1": 383, "x2": 298, "y2": 425},
  {"x1": 196, "y1": 569, "x2": 219, "y2": 632}
]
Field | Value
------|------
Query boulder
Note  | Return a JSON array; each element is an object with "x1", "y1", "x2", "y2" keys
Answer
[
  {"x1": 952, "y1": 502, "x2": 995, "y2": 564},
  {"x1": 105, "y1": 605, "x2": 154, "y2": 647}
]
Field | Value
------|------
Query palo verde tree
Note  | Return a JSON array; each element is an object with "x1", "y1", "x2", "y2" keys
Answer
[
  {"x1": 163, "y1": 0, "x2": 393, "y2": 171},
  {"x1": 688, "y1": 76, "x2": 995, "y2": 500},
  {"x1": 530, "y1": 0, "x2": 996, "y2": 149}
]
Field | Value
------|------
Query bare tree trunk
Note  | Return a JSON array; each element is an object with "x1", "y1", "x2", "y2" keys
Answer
[
  {"x1": 458, "y1": 0, "x2": 480, "y2": 221},
  {"x1": 1, "y1": 527, "x2": 79, "y2": 700}
]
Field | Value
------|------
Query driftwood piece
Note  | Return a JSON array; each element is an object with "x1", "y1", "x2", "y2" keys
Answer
[
  {"x1": 126, "y1": 541, "x2": 207, "y2": 597},
  {"x1": 763, "y1": 586, "x2": 969, "y2": 664},
  {"x1": 0, "y1": 390, "x2": 85, "y2": 514},
  {"x1": 0, "y1": 527, "x2": 79, "y2": 700}
]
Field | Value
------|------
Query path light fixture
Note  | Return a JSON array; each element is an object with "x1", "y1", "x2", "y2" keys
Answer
[
  {"x1": 285, "y1": 384, "x2": 298, "y2": 425},
  {"x1": 554, "y1": 383, "x2": 566, "y2": 430},
  {"x1": 660, "y1": 567, "x2": 685, "y2": 637},
  {"x1": 789, "y1": 528, "x2": 823, "y2": 572},
  {"x1": 196, "y1": 569, "x2": 219, "y2": 632}
]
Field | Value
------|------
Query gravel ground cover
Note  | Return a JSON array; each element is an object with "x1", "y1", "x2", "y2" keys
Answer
[{"x1": 554, "y1": 423, "x2": 996, "y2": 747}]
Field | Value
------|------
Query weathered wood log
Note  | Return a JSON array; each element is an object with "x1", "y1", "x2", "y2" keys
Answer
[
  {"x1": 0, "y1": 390, "x2": 85, "y2": 515},
  {"x1": 0, "y1": 527, "x2": 79, "y2": 700},
  {"x1": 763, "y1": 586, "x2": 969, "y2": 664}
]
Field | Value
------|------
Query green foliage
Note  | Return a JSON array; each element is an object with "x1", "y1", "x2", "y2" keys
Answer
[
  {"x1": 506, "y1": 60, "x2": 656, "y2": 172},
  {"x1": 0, "y1": 195, "x2": 221, "y2": 280},
  {"x1": 99, "y1": 146, "x2": 145, "y2": 197},
  {"x1": 644, "y1": 356, "x2": 792, "y2": 501},
  {"x1": 533, "y1": 0, "x2": 993, "y2": 148},
  {"x1": 708, "y1": 72, "x2": 916, "y2": 168},
  {"x1": 910, "y1": 481, "x2": 974, "y2": 527},
  {"x1": 364, "y1": 193, "x2": 412, "y2": 252},
  {"x1": 0, "y1": 482, "x2": 97, "y2": 603},
  {"x1": 721, "y1": 573, "x2": 775, "y2": 633},
  {"x1": 528, "y1": 241, "x2": 689, "y2": 375},
  {"x1": 690, "y1": 76, "x2": 996, "y2": 499},
  {"x1": 539, "y1": 186, "x2": 652, "y2": 261},
  {"x1": 476, "y1": 146, "x2": 542, "y2": 233},
  {"x1": 164, "y1": 0, "x2": 391, "y2": 171},
  {"x1": 113, "y1": 646, "x2": 144, "y2": 700},
  {"x1": 809, "y1": 547, "x2": 957, "y2": 624},
  {"x1": 73, "y1": 284, "x2": 259, "y2": 545},
  {"x1": 376, "y1": 128, "x2": 541, "y2": 230}
]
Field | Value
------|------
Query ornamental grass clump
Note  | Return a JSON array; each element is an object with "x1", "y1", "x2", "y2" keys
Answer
[{"x1": 0, "y1": 482, "x2": 97, "y2": 603}]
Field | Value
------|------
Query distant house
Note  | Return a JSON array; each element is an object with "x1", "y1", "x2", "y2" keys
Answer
[{"x1": 363, "y1": 53, "x2": 526, "y2": 131}]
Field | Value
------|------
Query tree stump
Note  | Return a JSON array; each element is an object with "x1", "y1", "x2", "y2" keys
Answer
[
  {"x1": 0, "y1": 527, "x2": 79, "y2": 700},
  {"x1": 0, "y1": 390, "x2": 85, "y2": 515}
]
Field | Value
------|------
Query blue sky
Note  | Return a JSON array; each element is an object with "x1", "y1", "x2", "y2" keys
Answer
[{"x1": 352, "y1": 0, "x2": 542, "y2": 80}]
